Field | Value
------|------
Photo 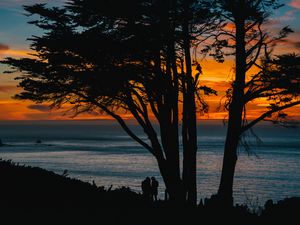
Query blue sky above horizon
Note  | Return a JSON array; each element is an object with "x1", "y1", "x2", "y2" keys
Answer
[{"x1": 0, "y1": 0, "x2": 299, "y2": 55}]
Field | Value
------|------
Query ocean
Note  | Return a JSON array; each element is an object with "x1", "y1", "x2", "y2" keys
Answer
[{"x1": 0, "y1": 120, "x2": 299, "y2": 205}]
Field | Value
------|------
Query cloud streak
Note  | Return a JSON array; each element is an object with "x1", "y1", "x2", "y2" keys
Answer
[
  {"x1": 278, "y1": 38, "x2": 300, "y2": 50},
  {"x1": 267, "y1": 9, "x2": 297, "y2": 28},
  {"x1": 0, "y1": 43, "x2": 9, "y2": 51},
  {"x1": 294, "y1": 41, "x2": 300, "y2": 48},
  {"x1": 27, "y1": 104, "x2": 51, "y2": 112},
  {"x1": 289, "y1": 0, "x2": 300, "y2": 10},
  {"x1": 0, "y1": 85, "x2": 18, "y2": 93}
]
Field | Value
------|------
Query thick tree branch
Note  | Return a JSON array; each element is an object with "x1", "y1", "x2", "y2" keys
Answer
[
  {"x1": 241, "y1": 100, "x2": 300, "y2": 133},
  {"x1": 74, "y1": 91, "x2": 160, "y2": 158},
  {"x1": 126, "y1": 88, "x2": 165, "y2": 159},
  {"x1": 97, "y1": 102, "x2": 157, "y2": 156}
]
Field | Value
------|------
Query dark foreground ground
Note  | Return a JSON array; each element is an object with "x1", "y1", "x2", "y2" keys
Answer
[{"x1": 0, "y1": 159, "x2": 299, "y2": 225}]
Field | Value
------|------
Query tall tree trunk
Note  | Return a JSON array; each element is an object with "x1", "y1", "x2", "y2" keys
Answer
[
  {"x1": 156, "y1": 1, "x2": 183, "y2": 204},
  {"x1": 155, "y1": 154, "x2": 185, "y2": 203},
  {"x1": 217, "y1": 17, "x2": 246, "y2": 206},
  {"x1": 182, "y1": 1, "x2": 198, "y2": 205},
  {"x1": 152, "y1": 27, "x2": 183, "y2": 203}
]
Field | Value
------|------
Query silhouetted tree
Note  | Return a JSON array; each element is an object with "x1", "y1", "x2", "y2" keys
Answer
[
  {"x1": 212, "y1": 0, "x2": 300, "y2": 206},
  {"x1": 1, "y1": 0, "x2": 217, "y2": 204},
  {"x1": 178, "y1": 0, "x2": 219, "y2": 205}
]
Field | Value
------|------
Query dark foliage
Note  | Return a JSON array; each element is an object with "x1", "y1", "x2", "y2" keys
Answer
[
  {"x1": 1, "y1": 159, "x2": 299, "y2": 225},
  {"x1": 0, "y1": 0, "x2": 298, "y2": 210},
  {"x1": 0, "y1": 159, "x2": 143, "y2": 208},
  {"x1": 0, "y1": 0, "x2": 218, "y2": 204},
  {"x1": 211, "y1": 0, "x2": 300, "y2": 206}
]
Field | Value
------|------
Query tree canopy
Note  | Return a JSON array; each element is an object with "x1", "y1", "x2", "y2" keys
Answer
[
  {"x1": 1, "y1": 0, "x2": 299, "y2": 206},
  {"x1": 210, "y1": 0, "x2": 300, "y2": 206},
  {"x1": 2, "y1": 0, "x2": 218, "y2": 204}
]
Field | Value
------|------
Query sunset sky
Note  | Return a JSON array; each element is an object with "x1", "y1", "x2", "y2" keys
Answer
[{"x1": 0, "y1": 0, "x2": 300, "y2": 120}]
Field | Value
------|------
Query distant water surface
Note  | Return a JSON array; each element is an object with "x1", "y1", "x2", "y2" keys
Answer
[{"x1": 0, "y1": 120, "x2": 299, "y2": 205}]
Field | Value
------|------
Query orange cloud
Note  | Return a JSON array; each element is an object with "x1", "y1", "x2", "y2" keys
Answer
[
  {"x1": 0, "y1": 99, "x2": 131, "y2": 121},
  {"x1": 0, "y1": 94, "x2": 299, "y2": 121},
  {"x1": 200, "y1": 58, "x2": 235, "y2": 82},
  {"x1": 0, "y1": 49, "x2": 34, "y2": 59},
  {"x1": 276, "y1": 31, "x2": 300, "y2": 53},
  {"x1": 0, "y1": 48, "x2": 299, "y2": 121},
  {"x1": 0, "y1": 85, "x2": 18, "y2": 93},
  {"x1": 289, "y1": 0, "x2": 300, "y2": 10},
  {"x1": 0, "y1": 43, "x2": 9, "y2": 51},
  {"x1": 27, "y1": 104, "x2": 51, "y2": 112}
]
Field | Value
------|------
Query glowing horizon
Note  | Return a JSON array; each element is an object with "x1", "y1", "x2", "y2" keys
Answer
[{"x1": 0, "y1": 0, "x2": 300, "y2": 121}]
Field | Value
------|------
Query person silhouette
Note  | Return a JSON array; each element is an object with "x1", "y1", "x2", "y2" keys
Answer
[
  {"x1": 141, "y1": 177, "x2": 151, "y2": 201},
  {"x1": 151, "y1": 177, "x2": 159, "y2": 201},
  {"x1": 164, "y1": 188, "x2": 169, "y2": 201}
]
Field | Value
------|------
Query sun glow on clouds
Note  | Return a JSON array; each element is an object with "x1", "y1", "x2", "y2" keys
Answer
[
  {"x1": 200, "y1": 59, "x2": 235, "y2": 83},
  {"x1": 3, "y1": 49, "x2": 34, "y2": 58},
  {"x1": 1, "y1": 56, "x2": 299, "y2": 121},
  {"x1": 289, "y1": 0, "x2": 300, "y2": 10},
  {"x1": 0, "y1": 48, "x2": 34, "y2": 59},
  {"x1": 0, "y1": 99, "x2": 121, "y2": 120},
  {"x1": 0, "y1": 1, "x2": 299, "y2": 120}
]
